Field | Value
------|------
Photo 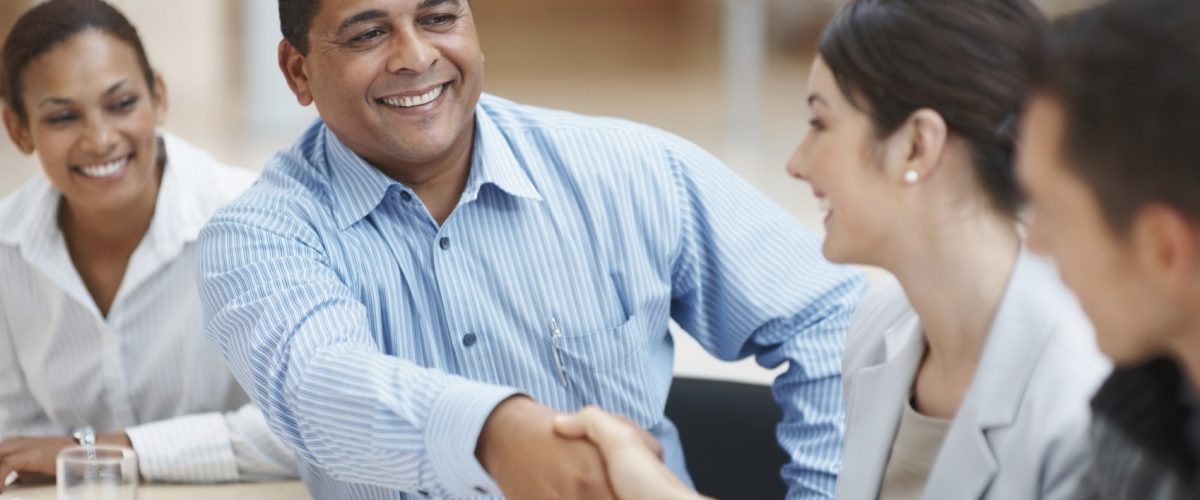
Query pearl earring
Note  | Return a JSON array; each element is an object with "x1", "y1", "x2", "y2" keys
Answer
[{"x1": 903, "y1": 169, "x2": 920, "y2": 184}]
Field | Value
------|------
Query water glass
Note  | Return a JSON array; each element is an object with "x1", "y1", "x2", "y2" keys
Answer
[{"x1": 56, "y1": 445, "x2": 138, "y2": 500}]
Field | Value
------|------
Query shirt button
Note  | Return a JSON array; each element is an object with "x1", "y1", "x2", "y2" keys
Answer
[
  {"x1": 439, "y1": 237, "x2": 450, "y2": 250},
  {"x1": 400, "y1": 191, "x2": 413, "y2": 202},
  {"x1": 462, "y1": 333, "x2": 478, "y2": 347}
]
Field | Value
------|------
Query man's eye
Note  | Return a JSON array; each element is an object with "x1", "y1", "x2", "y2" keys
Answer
[
  {"x1": 351, "y1": 29, "x2": 385, "y2": 43},
  {"x1": 422, "y1": 14, "x2": 457, "y2": 26}
]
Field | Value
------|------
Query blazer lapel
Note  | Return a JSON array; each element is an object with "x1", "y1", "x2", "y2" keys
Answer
[
  {"x1": 839, "y1": 315, "x2": 925, "y2": 500},
  {"x1": 922, "y1": 250, "x2": 1062, "y2": 500},
  {"x1": 922, "y1": 408, "x2": 999, "y2": 500}
]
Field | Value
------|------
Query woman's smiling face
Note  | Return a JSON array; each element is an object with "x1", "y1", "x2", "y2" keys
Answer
[
  {"x1": 786, "y1": 56, "x2": 907, "y2": 266},
  {"x1": 5, "y1": 29, "x2": 166, "y2": 214}
]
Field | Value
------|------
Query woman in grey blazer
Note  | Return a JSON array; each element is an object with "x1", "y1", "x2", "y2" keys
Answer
[
  {"x1": 787, "y1": 1, "x2": 1110, "y2": 499},
  {"x1": 553, "y1": 1, "x2": 1110, "y2": 499}
]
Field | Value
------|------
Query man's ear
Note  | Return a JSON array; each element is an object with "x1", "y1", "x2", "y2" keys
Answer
[
  {"x1": 1130, "y1": 203, "x2": 1200, "y2": 297},
  {"x1": 3, "y1": 105, "x2": 34, "y2": 155},
  {"x1": 278, "y1": 39, "x2": 314, "y2": 106},
  {"x1": 882, "y1": 108, "x2": 948, "y2": 184}
]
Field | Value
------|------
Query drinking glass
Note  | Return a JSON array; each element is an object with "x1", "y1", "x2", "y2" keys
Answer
[{"x1": 56, "y1": 445, "x2": 138, "y2": 500}]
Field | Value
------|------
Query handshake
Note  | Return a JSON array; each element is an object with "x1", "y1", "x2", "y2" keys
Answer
[{"x1": 477, "y1": 396, "x2": 712, "y2": 500}]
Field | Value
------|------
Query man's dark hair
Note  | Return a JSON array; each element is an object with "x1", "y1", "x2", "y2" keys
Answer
[
  {"x1": 1, "y1": 0, "x2": 155, "y2": 124},
  {"x1": 1031, "y1": 0, "x2": 1200, "y2": 233},
  {"x1": 818, "y1": 0, "x2": 1048, "y2": 218},
  {"x1": 279, "y1": 0, "x2": 321, "y2": 55}
]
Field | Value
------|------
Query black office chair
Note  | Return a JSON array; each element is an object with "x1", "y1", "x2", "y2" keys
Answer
[{"x1": 665, "y1": 377, "x2": 789, "y2": 500}]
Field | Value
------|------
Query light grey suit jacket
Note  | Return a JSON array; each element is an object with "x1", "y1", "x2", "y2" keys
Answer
[{"x1": 836, "y1": 251, "x2": 1111, "y2": 500}]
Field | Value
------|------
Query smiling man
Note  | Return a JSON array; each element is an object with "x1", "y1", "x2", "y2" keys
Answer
[
  {"x1": 197, "y1": 0, "x2": 865, "y2": 498},
  {"x1": 1017, "y1": 0, "x2": 1200, "y2": 497}
]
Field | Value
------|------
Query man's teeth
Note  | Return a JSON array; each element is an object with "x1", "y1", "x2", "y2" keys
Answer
[
  {"x1": 381, "y1": 85, "x2": 444, "y2": 108},
  {"x1": 78, "y1": 157, "x2": 128, "y2": 178}
]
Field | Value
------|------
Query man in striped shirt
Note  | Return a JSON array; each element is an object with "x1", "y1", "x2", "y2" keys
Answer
[{"x1": 198, "y1": 0, "x2": 865, "y2": 498}]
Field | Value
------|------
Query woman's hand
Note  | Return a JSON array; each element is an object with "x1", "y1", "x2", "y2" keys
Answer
[
  {"x1": 0, "y1": 435, "x2": 73, "y2": 491},
  {"x1": 0, "y1": 432, "x2": 132, "y2": 492},
  {"x1": 554, "y1": 406, "x2": 709, "y2": 500}
]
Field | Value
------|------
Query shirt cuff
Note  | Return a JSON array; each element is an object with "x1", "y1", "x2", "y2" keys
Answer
[
  {"x1": 126, "y1": 412, "x2": 239, "y2": 483},
  {"x1": 425, "y1": 379, "x2": 520, "y2": 497}
]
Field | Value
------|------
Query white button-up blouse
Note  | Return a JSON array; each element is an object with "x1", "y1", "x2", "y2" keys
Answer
[{"x1": 0, "y1": 132, "x2": 296, "y2": 482}]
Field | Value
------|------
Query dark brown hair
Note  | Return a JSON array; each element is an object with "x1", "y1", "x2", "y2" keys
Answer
[
  {"x1": 1031, "y1": 0, "x2": 1200, "y2": 233},
  {"x1": 2, "y1": 0, "x2": 155, "y2": 124},
  {"x1": 819, "y1": 0, "x2": 1047, "y2": 217},
  {"x1": 278, "y1": 0, "x2": 321, "y2": 55},
  {"x1": 277, "y1": 0, "x2": 472, "y2": 56}
]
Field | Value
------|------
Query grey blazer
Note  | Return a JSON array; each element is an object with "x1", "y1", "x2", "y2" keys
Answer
[{"x1": 836, "y1": 251, "x2": 1111, "y2": 500}]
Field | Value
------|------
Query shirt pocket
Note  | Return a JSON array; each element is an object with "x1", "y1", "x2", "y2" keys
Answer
[
  {"x1": 553, "y1": 314, "x2": 645, "y2": 372},
  {"x1": 552, "y1": 315, "x2": 663, "y2": 428}
]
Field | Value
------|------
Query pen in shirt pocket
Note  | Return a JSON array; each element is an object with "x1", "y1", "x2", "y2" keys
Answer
[{"x1": 549, "y1": 318, "x2": 570, "y2": 390}]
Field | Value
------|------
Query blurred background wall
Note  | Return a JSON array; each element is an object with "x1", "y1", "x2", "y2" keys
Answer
[{"x1": 0, "y1": 0, "x2": 1098, "y2": 383}]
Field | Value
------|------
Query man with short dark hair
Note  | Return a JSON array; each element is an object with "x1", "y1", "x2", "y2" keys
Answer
[
  {"x1": 1017, "y1": 0, "x2": 1200, "y2": 497},
  {"x1": 198, "y1": 0, "x2": 865, "y2": 498}
]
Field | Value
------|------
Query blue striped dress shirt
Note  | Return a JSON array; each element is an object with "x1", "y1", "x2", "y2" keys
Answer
[{"x1": 198, "y1": 94, "x2": 865, "y2": 499}]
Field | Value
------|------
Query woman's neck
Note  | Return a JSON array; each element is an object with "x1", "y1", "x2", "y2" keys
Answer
[{"x1": 888, "y1": 210, "x2": 1021, "y2": 375}]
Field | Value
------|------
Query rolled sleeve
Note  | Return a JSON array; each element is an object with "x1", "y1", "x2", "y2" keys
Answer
[
  {"x1": 426, "y1": 381, "x2": 521, "y2": 498},
  {"x1": 200, "y1": 203, "x2": 524, "y2": 495},
  {"x1": 225, "y1": 403, "x2": 299, "y2": 481},
  {"x1": 660, "y1": 129, "x2": 866, "y2": 499}
]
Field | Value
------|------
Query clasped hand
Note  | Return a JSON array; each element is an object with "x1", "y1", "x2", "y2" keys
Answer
[{"x1": 478, "y1": 397, "x2": 705, "y2": 500}]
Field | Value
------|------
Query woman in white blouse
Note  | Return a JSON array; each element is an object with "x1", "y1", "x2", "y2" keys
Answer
[{"x1": 0, "y1": 0, "x2": 295, "y2": 488}]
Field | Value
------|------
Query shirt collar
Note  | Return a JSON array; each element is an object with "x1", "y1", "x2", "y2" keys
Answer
[
  {"x1": 155, "y1": 131, "x2": 217, "y2": 246},
  {"x1": 326, "y1": 98, "x2": 543, "y2": 230},
  {"x1": 0, "y1": 131, "x2": 219, "y2": 317},
  {"x1": 463, "y1": 102, "x2": 542, "y2": 204},
  {"x1": 0, "y1": 173, "x2": 58, "y2": 249},
  {"x1": 0, "y1": 131, "x2": 204, "y2": 251},
  {"x1": 324, "y1": 126, "x2": 400, "y2": 230}
]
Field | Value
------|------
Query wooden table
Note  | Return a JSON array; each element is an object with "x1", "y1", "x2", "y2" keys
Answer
[{"x1": 4, "y1": 480, "x2": 310, "y2": 500}]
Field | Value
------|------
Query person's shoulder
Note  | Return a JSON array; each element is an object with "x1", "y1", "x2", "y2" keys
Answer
[
  {"x1": 849, "y1": 277, "x2": 911, "y2": 341},
  {"x1": 480, "y1": 93, "x2": 661, "y2": 135},
  {"x1": 1007, "y1": 255, "x2": 1109, "y2": 442},
  {"x1": 204, "y1": 123, "x2": 336, "y2": 236},
  {"x1": 162, "y1": 132, "x2": 260, "y2": 205},
  {"x1": 0, "y1": 176, "x2": 45, "y2": 222},
  {"x1": 844, "y1": 277, "x2": 912, "y2": 371},
  {"x1": 478, "y1": 94, "x2": 724, "y2": 185},
  {"x1": 479, "y1": 93, "x2": 694, "y2": 158},
  {"x1": 1022, "y1": 255, "x2": 1110, "y2": 389},
  {"x1": 0, "y1": 175, "x2": 55, "y2": 248}
]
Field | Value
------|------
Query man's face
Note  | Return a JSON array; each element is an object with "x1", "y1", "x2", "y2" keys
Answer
[
  {"x1": 283, "y1": 0, "x2": 483, "y2": 175},
  {"x1": 1019, "y1": 95, "x2": 1180, "y2": 364}
]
